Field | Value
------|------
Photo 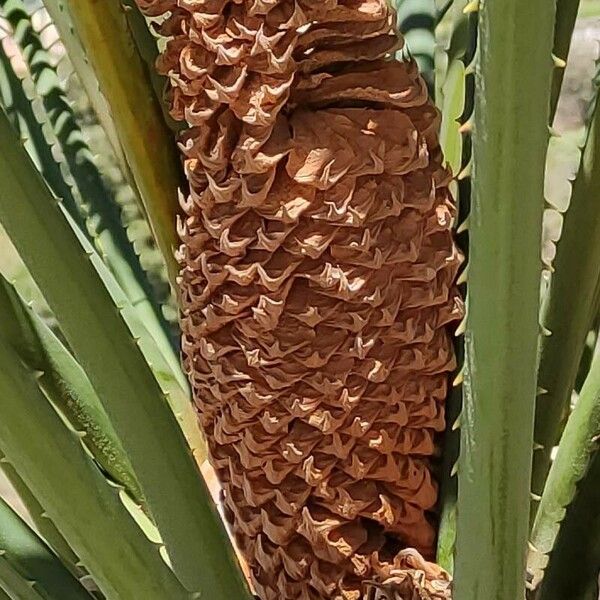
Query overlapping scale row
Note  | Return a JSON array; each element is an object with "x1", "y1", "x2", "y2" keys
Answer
[{"x1": 136, "y1": 0, "x2": 463, "y2": 598}]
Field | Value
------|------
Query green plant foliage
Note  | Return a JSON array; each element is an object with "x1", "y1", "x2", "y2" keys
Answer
[
  {"x1": 532, "y1": 71, "x2": 600, "y2": 516},
  {"x1": 0, "y1": 496, "x2": 91, "y2": 600},
  {"x1": 0, "y1": 107, "x2": 249, "y2": 597},
  {"x1": 37, "y1": 0, "x2": 125, "y2": 172},
  {"x1": 2, "y1": 0, "x2": 203, "y2": 460},
  {"x1": 536, "y1": 446, "x2": 600, "y2": 600},
  {"x1": 0, "y1": 1, "x2": 598, "y2": 599},
  {"x1": 454, "y1": 2, "x2": 555, "y2": 599},
  {"x1": 0, "y1": 275, "x2": 143, "y2": 504},
  {"x1": 0, "y1": 560, "x2": 45, "y2": 600},
  {"x1": 1, "y1": 0, "x2": 172, "y2": 349},
  {"x1": 0, "y1": 587, "x2": 12, "y2": 600},
  {"x1": 575, "y1": 317, "x2": 600, "y2": 392},
  {"x1": 529, "y1": 76, "x2": 600, "y2": 587},
  {"x1": 0, "y1": 35, "x2": 80, "y2": 229},
  {"x1": 43, "y1": 0, "x2": 182, "y2": 287},
  {"x1": 0, "y1": 453, "x2": 80, "y2": 576},
  {"x1": 0, "y1": 335, "x2": 189, "y2": 599},
  {"x1": 529, "y1": 335, "x2": 600, "y2": 593}
]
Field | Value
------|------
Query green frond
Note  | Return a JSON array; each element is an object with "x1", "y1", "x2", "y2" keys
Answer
[
  {"x1": 453, "y1": 1, "x2": 555, "y2": 598},
  {"x1": 1, "y1": 0, "x2": 173, "y2": 349},
  {"x1": 536, "y1": 447, "x2": 600, "y2": 600},
  {"x1": 0, "y1": 496, "x2": 91, "y2": 600},
  {"x1": 530, "y1": 337, "x2": 600, "y2": 593},
  {"x1": 532, "y1": 67, "x2": 600, "y2": 516},
  {"x1": 42, "y1": 0, "x2": 182, "y2": 287},
  {"x1": 0, "y1": 275, "x2": 143, "y2": 505},
  {"x1": 0, "y1": 336, "x2": 188, "y2": 599},
  {"x1": 0, "y1": 454, "x2": 80, "y2": 575}
]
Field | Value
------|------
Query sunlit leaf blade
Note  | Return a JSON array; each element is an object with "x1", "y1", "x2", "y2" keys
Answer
[
  {"x1": 532, "y1": 72, "x2": 600, "y2": 515},
  {"x1": 536, "y1": 447, "x2": 600, "y2": 600},
  {"x1": 529, "y1": 336, "x2": 600, "y2": 590},
  {"x1": 1, "y1": 0, "x2": 173, "y2": 349},
  {"x1": 0, "y1": 275, "x2": 143, "y2": 504},
  {"x1": 0, "y1": 558, "x2": 44, "y2": 600},
  {"x1": 0, "y1": 337, "x2": 188, "y2": 599},
  {"x1": 66, "y1": 222, "x2": 205, "y2": 463},
  {"x1": 37, "y1": 0, "x2": 127, "y2": 178},
  {"x1": 0, "y1": 107, "x2": 249, "y2": 597},
  {"x1": 0, "y1": 586, "x2": 12, "y2": 600},
  {"x1": 0, "y1": 37, "x2": 80, "y2": 229},
  {"x1": 0, "y1": 453, "x2": 80, "y2": 576},
  {"x1": 454, "y1": 1, "x2": 555, "y2": 598},
  {"x1": 0, "y1": 496, "x2": 91, "y2": 600},
  {"x1": 42, "y1": 0, "x2": 181, "y2": 286}
]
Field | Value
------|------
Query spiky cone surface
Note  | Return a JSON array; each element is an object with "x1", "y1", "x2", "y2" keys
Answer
[{"x1": 136, "y1": 0, "x2": 463, "y2": 598}]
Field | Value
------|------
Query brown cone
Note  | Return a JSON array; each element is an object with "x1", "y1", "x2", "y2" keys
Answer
[{"x1": 135, "y1": 1, "x2": 464, "y2": 598}]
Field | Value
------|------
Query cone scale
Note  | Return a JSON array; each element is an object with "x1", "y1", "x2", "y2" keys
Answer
[{"x1": 136, "y1": 1, "x2": 463, "y2": 597}]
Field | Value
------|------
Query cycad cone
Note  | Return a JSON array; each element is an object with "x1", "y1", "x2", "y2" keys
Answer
[{"x1": 136, "y1": 1, "x2": 463, "y2": 598}]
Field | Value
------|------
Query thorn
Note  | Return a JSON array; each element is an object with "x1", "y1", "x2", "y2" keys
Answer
[
  {"x1": 552, "y1": 54, "x2": 567, "y2": 69},
  {"x1": 530, "y1": 492, "x2": 542, "y2": 502},
  {"x1": 540, "y1": 325, "x2": 552, "y2": 337},
  {"x1": 450, "y1": 461, "x2": 459, "y2": 477},
  {"x1": 548, "y1": 125, "x2": 561, "y2": 138},
  {"x1": 458, "y1": 119, "x2": 473, "y2": 135},
  {"x1": 457, "y1": 217, "x2": 469, "y2": 234},
  {"x1": 458, "y1": 160, "x2": 472, "y2": 180},
  {"x1": 457, "y1": 265, "x2": 468, "y2": 286},
  {"x1": 537, "y1": 387, "x2": 548, "y2": 396},
  {"x1": 533, "y1": 442, "x2": 544, "y2": 451},
  {"x1": 158, "y1": 544, "x2": 172, "y2": 565},
  {"x1": 452, "y1": 414, "x2": 461, "y2": 431},
  {"x1": 453, "y1": 367, "x2": 464, "y2": 387},
  {"x1": 455, "y1": 315, "x2": 467, "y2": 336},
  {"x1": 463, "y1": 0, "x2": 479, "y2": 13}
]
